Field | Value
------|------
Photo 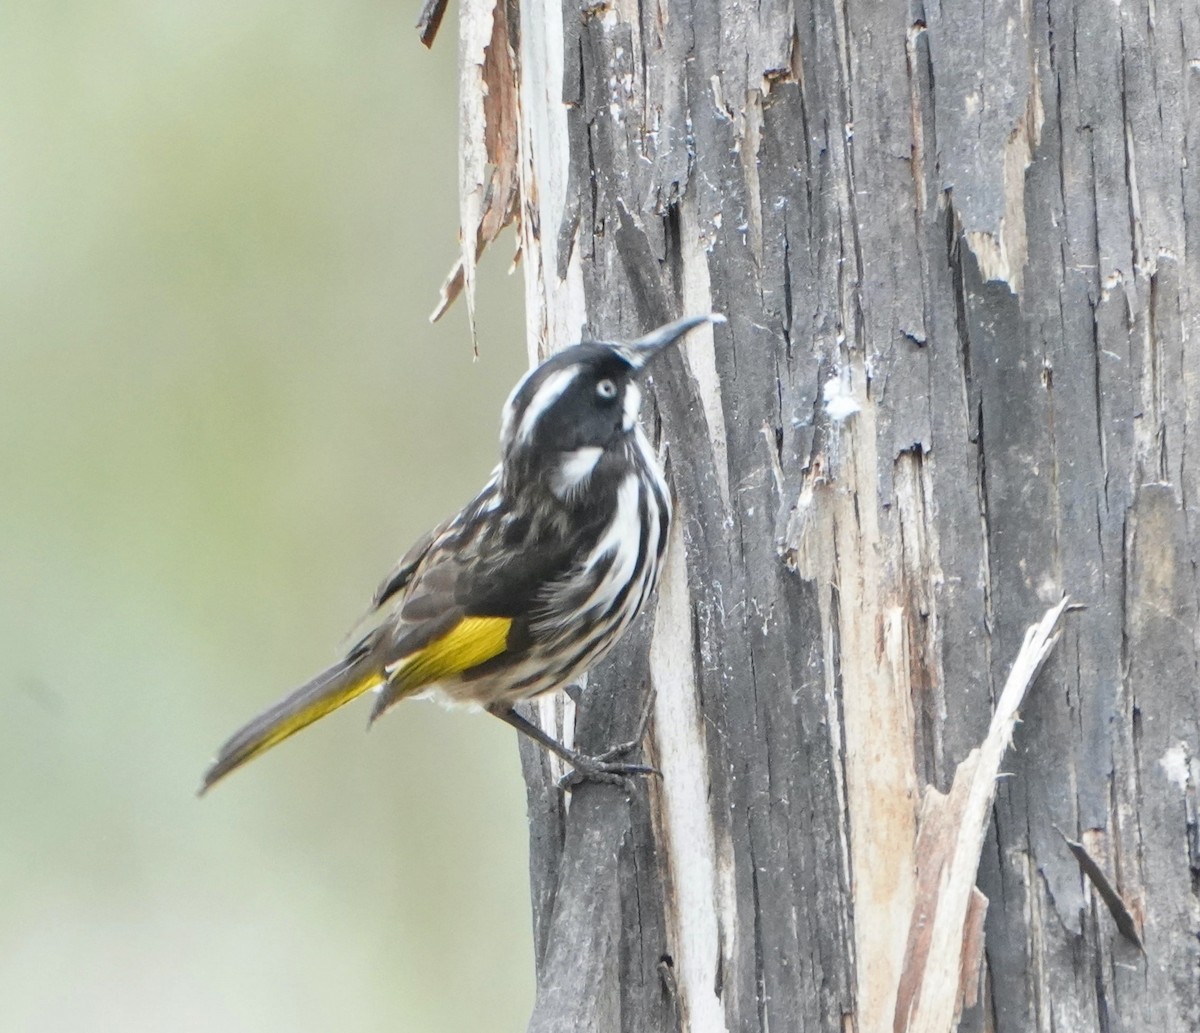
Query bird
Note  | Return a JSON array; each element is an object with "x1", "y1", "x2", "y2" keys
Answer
[{"x1": 199, "y1": 312, "x2": 724, "y2": 794}]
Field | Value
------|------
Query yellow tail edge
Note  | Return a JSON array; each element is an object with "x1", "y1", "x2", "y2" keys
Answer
[{"x1": 200, "y1": 658, "x2": 382, "y2": 795}]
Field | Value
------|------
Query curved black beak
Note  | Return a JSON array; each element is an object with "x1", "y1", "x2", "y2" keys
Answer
[{"x1": 621, "y1": 312, "x2": 726, "y2": 371}]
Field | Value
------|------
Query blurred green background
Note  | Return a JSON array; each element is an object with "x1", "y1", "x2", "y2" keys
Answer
[{"x1": 0, "y1": 3, "x2": 533, "y2": 1031}]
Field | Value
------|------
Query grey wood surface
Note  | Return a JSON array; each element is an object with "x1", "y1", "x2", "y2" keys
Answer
[{"x1": 465, "y1": 0, "x2": 1200, "y2": 1029}]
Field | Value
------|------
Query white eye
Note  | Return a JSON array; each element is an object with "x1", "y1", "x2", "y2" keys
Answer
[{"x1": 596, "y1": 378, "x2": 618, "y2": 400}]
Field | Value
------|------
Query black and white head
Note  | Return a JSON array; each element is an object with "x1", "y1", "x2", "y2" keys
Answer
[{"x1": 498, "y1": 314, "x2": 723, "y2": 502}]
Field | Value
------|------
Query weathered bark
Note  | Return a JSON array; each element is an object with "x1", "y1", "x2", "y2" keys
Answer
[{"x1": 433, "y1": 0, "x2": 1200, "y2": 1030}]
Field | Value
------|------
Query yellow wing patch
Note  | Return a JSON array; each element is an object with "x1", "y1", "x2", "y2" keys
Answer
[{"x1": 394, "y1": 616, "x2": 512, "y2": 690}]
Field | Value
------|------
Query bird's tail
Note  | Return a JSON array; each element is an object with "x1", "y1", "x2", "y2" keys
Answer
[{"x1": 200, "y1": 653, "x2": 383, "y2": 794}]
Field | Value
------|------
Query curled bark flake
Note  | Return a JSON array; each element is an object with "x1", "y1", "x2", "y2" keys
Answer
[
  {"x1": 431, "y1": 0, "x2": 522, "y2": 339},
  {"x1": 1055, "y1": 826, "x2": 1146, "y2": 953}
]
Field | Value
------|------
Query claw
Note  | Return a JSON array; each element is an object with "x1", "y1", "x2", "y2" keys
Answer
[
  {"x1": 488, "y1": 697, "x2": 661, "y2": 792},
  {"x1": 557, "y1": 758, "x2": 661, "y2": 793},
  {"x1": 555, "y1": 738, "x2": 661, "y2": 792}
]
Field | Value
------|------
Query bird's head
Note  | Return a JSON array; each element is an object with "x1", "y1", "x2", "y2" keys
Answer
[{"x1": 498, "y1": 314, "x2": 723, "y2": 502}]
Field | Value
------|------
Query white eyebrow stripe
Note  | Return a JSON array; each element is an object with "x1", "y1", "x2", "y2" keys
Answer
[
  {"x1": 498, "y1": 386, "x2": 521, "y2": 449},
  {"x1": 515, "y1": 367, "x2": 579, "y2": 445}
]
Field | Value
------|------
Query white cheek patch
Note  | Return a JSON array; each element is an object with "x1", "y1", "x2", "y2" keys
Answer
[
  {"x1": 515, "y1": 368, "x2": 579, "y2": 446},
  {"x1": 550, "y1": 446, "x2": 604, "y2": 500},
  {"x1": 622, "y1": 382, "x2": 642, "y2": 431}
]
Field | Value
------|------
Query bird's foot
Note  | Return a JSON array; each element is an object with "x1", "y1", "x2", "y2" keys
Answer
[
  {"x1": 556, "y1": 741, "x2": 660, "y2": 792},
  {"x1": 557, "y1": 686, "x2": 660, "y2": 790}
]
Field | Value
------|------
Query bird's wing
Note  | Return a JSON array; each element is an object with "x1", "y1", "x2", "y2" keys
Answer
[
  {"x1": 368, "y1": 508, "x2": 587, "y2": 717},
  {"x1": 372, "y1": 522, "x2": 443, "y2": 608},
  {"x1": 372, "y1": 467, "x2": 504, "y2": 610}
]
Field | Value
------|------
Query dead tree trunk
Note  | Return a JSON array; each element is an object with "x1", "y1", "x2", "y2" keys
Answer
[{"x1": 428, "y1": 0, "x2": 1200, "y2": 1029}]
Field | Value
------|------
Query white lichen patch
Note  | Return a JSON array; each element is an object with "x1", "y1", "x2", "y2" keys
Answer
[
  {"x1": 823, "y1": 375, "x2": 862, "y2": 421},
  {"x1": 1158, "y1": 742, "x2": 1192, "y2": 792}
]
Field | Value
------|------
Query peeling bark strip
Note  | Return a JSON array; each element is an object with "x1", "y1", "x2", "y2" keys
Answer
[
  {"x1": 429, "y1": 0, "x2": 522, "y2": 333},
  {"x1": 427, "y1": 0, "x2": 1200, "y2": 1029},
  {"x1": 894, "y1": 599, "x2": 1069, "y2": 1033},
  {"x1": 648, "y1": 524, "x2": 727, "y2": 1033},
  {"x1": 415, "y1": 0, "x2": 450, "y2": 49}
]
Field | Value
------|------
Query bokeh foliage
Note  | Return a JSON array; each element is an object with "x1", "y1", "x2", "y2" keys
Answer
[{"x1": 0, "y1": 4, "x2": 532, "y2": 1030}]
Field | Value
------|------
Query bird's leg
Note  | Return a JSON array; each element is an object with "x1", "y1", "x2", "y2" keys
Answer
[
  {"x1": 586, "y1": 685, "x2": 656, "y2": 765},
  {"x1": 487, "y1": 702, "x2": 659, "y2": 791}
]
